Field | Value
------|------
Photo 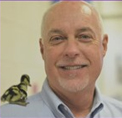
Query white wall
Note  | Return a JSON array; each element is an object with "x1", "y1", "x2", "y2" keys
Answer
[
  {"x1": 92, "y1": 1, "x2": 122, "y2": 100},
  {"x1": 1, "y1": 2, "x2": 51, "y2": 100}
]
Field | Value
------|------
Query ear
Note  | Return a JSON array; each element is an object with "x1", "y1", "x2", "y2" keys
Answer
[
  {"x1": 39, "y1": 38, "x2": 44, "y2": 60},
  {"x1": 102, "y1": 34, "x2": 108, "y2": 57}
]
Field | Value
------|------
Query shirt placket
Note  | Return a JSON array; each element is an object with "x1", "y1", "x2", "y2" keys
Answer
[{"x1": 58, "y1": 104, "x2": 74, "y2": 118}]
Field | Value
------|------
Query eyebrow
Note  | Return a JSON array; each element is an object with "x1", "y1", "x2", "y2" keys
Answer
[
  {"x1": 48, "y1": 27, "x2": 95, "y2": 36},
  {"x1": 48, "y1": 29, "x2": 65, "y2": 36},
  {"x1": 76, "y1": 27, "x2": 95, "y2": 34}
]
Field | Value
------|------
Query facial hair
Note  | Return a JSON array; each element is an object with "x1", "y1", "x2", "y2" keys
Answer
[{"x1": 58, "y1": 74, "x2": 89, "y2": 93}]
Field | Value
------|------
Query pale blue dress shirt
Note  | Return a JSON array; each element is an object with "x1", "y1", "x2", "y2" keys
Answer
[{"x1": 1, "y1": 79, "x2": 122, "y2": 118}]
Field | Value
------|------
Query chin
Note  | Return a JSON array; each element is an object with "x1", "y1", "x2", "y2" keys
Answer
[{"x1": 57, "y1": 75, "x2": 89, "y2": 93}]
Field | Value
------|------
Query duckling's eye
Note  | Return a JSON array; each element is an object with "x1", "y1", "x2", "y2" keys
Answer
[{"x1": 49, "y1": 36, "x2": 66, "y2": 45}]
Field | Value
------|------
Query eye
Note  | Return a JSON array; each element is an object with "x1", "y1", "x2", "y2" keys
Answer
[
  {"x1": 77, "y1": 34, "x2": 92, "y2": 42},
  {"x1": 49, "y1": 36, "x2": 66, "y2": 45}
]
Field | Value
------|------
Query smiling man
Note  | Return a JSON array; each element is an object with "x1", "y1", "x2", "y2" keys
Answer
[
  {"x1": 1, "y1": 1, "x2": 122, "y2": 118},
  {"x1": 40, "y1": 1, "x2": 106, "y2": 95}
]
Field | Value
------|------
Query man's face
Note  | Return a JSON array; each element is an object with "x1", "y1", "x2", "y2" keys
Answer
[{"x1": 40, "y1": 3, "x2": 108, "y2": 93}]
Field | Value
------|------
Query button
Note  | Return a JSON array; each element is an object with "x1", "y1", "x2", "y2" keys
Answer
[{"x1": 64, "y1": 106, "x2": 68, "y2": 111}]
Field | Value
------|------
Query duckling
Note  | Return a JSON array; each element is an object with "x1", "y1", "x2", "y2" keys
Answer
[{"x1": 1, "y1": 74, "x2": 31, "y2": 106}]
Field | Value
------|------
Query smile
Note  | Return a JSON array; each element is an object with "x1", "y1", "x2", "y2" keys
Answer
[{"x1": 60, "y1": 65, "x2": 87, "y2": 70}]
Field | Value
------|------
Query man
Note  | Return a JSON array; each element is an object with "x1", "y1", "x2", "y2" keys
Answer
[{"x1": 1, "y1": 1, "x2": 122, "y2": 118}]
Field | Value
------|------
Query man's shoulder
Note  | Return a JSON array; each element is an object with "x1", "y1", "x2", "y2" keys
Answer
[
  {"x1": 1, "y1": 92, "x2": 43, "y2": 109},
  {"x1": 0, "y1": 92, "x2": 54, "y2": 117},
  {"x1": 102, "y1": 95, "x2": 122, "y2": 113},
  {"x1": 102, "y1": 95, "x2": 122, "y2": 106}
]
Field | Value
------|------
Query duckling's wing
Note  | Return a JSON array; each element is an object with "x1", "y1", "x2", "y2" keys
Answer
[
  {"x1": 1, "y1": 85, "x2": 21, "y2": 102},
  {"x1": 1, "y1": 89, "x2": 11, "y2": 102},
  {"x1": 18, "y1": 84, "x2": 28, "y2": 100}
]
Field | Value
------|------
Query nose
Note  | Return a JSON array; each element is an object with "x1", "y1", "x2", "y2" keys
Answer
[{"x1": 64, "y1": 39, "x2": 80, "y2": 58}]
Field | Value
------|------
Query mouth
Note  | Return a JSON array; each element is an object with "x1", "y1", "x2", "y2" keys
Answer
[{"x1": 59, "y1": 65, "x2": 87, "y2": 70}]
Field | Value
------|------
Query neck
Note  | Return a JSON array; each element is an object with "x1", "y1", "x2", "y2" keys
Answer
[{"x1": 53, "y1": 85, "x2": 95, "y2": 118}]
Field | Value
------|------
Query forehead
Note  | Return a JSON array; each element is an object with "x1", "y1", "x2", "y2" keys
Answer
[
  {"x1": 42, "y1": 2, "x2": 101, "y2": 37},
  {"x1": 45, "y1": 2, "x2": 93, "y2": 21}
]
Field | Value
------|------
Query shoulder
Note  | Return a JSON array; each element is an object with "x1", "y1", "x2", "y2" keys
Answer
[
  {"x1": 102, "y1": 95, "x2": 122, "y2": 106},
  {"x1": 101, "y1": 95, "x2": 122, "y2": 114},
  {"x1": 0, "y1": 92, "x2": 54, "y2": 117}
]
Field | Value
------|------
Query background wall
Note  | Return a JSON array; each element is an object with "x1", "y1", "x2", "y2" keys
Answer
[
  {"x1": 1, "y1": 1, "x2": 51, "y2": 102},
  {"x1": 1, "y1": 1, "x2": 122, "y2": 105},
  {"x1": 92, "y1": 1, "x2": 122, "y2": 100}
]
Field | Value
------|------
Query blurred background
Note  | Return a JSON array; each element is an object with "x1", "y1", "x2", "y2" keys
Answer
[{"x1": 1, "y1": 1, "x2": 122, "y2": 105}]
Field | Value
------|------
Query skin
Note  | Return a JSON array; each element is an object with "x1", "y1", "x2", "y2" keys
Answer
[{"x1": 39, "y1": 1, "x2": 108, "y2": 117}]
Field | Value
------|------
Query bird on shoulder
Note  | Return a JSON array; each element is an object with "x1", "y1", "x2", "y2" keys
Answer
[{"x1": 1, "y1": 74, "x2": 31, "y2": 106}]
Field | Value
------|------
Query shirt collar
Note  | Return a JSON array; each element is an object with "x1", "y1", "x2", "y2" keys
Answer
[
  {"x1": 89, "y1": 86, "x2": 104, "y2": 117},
  {"x1": 41, "y1": 79, "x2": 104, "y2": 118},
  {"x1": 41, "y1": 79, "x2": 70, "y2": 118}
]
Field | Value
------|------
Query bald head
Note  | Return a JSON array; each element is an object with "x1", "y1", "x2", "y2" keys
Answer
[{"x1": 41, "y1": 1, "x2": 104, "y2": 40}]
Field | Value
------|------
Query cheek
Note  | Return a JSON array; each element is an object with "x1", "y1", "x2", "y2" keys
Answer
[
  {"x1": 43, "y1": 44, "x2": 64, "y2": 65},
  {"x1": 84, "y1": 45, "x2": 103, "y2": 79},
  {"x1": 44, "y1": 50, "x2": 55, "y2": 67},
  {"x1": 87, "y1": 42, "x2": 104, "y2": 63},
  {"x1": 43, "y1": 47, "x2": 60, "y2": 75},
  {"x1": 93, "y1": 47, "x2": 103, "y2": 65},
  {"x1": 92, "y1": 51, "x2": 103, "y2": 78}
]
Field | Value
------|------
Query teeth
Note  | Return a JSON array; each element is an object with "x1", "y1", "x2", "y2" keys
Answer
[{"x1": 63, "y1": 65, "x2": 83, "y2": 70}]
